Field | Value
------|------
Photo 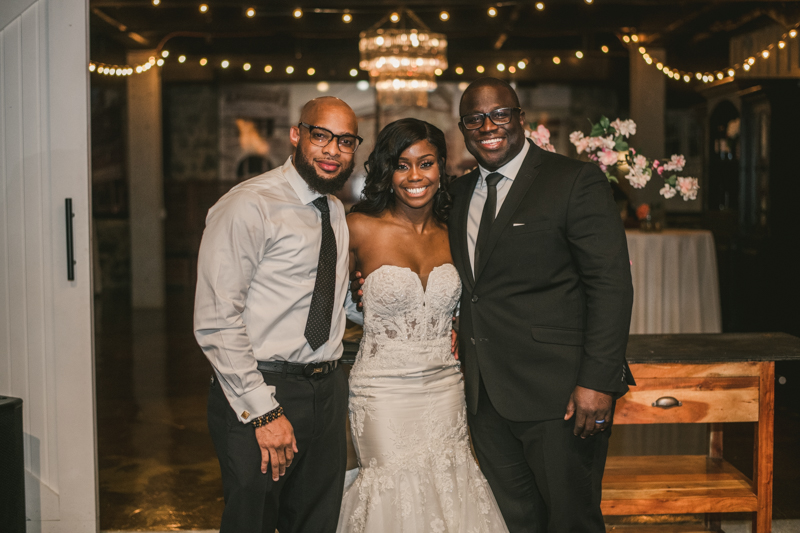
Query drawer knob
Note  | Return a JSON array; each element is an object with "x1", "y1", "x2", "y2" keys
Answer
[{"x1": 652, "y1": 396, "x2": 682, "y2": 409}]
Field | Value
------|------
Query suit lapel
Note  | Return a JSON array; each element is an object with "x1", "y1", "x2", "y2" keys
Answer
[
  {"x1": 475, "y1": 141, "x2": 544, "y2": 282},
  {"x1": 454, "y1": 170, "x2": 479, "y2": 292}
]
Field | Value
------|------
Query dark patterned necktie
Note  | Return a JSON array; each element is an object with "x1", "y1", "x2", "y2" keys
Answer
[
  {"x1": 304, "y1": 197, "x2": 337, "y2": 351},
  {"x1": 474, "y1": 172, "x2": 504, "y2": 272}
]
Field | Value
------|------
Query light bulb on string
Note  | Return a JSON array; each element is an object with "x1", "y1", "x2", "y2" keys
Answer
[
  {"x1": 246, "y1": 7, "x2": 255, "y2": 18},
  {"x1": 508, "y1": 65, "x2": 516, "y2": 73},
  {"x1": 152, "y1": 0, "x2": 160, "y2": 5},
  {"x1": 488, "y1": 7, "x2": 497, "y2": 17},
  {"x1": 455, "y1": 66, "x2": 464, "y2": 75},
  {"x1": 293, "y1": 8, "x2": 303, "y2": 18},
  {"x1": 199, "y1": 4, "x2": 208, "y2": 13},
  {"x1": 349, "y1": 68, "x2": 358, "y2": 77},
  {"x1": 476, "y1": 65, "x2": 485, "y2": 73},
  {"x1": 552, "y1": 56, "x2": 561, "y2": 64},
  {"x1": 156, "y1": 58, "x2": 164, "y2": 66},
  {"x1": 390, "y1": 12, "x2": 400, "y2": 23},
  {"x1": 778, "y1": 41, "x2": 786, "y2": 49},
  {"x1": 743, "y1": 63, "x2": 751, "y2": 71},
  {"x1": 601, "y1": 45, "x2": 609, "y2": 53},
  {"x1": 286, "y1": 66, "x2": 294, "y2": 74},
  {"x1": 221, "y1": 60, "x2": 229, "y2": 68},
  {"x1": 790, "y1": 29, "x2": 797, "y2": 38},
  {"x1": 575, "y1": 51, "x2": 583, "y2": 58},
  {"x1": 439, "y1": 11, "x2": 449, "y2": 21},
  {"x1": 243, "y1": 63, "x2": 251, "y2": 71},
  {"x1": 761, "y1": 50, "x2": 769, "y2": 59},
  {"x1": 264, "y1": 65, "x2": 273, "y2": 73},
  {"x1": 342, "y1": 13, "x2": 352, "y2": 23},
  {"x1": 178, "y1": 55, "x2": 186, "y2": 63},
  {"x1": 496, "y1": 63, "x2": 505, "y2": 71},
  {"x1": 535, "y1": 2, "x2": 545, "y2": 11},
  {"x1": 631, "y1": 34, "x2": 639, "y2": 43},
  {"x1": 161, "y1": 50, "x2": 169, "y2": 58},
  {"x1": 200, "y1": 58, "x2": 208, "y2": 66},
  {"x1": 307, "y1": 67, "x2": 315, "y2": 75},
  {"x1": 517, "y1": 60, "x2": 527, "y2": 69},
  {"x1": 622, "y1": 35, "x2": 630, "y2": 43}
]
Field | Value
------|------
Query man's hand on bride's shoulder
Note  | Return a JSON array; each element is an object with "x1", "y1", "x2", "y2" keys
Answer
[
  {"x1": 350, "y1": 270, "x2": 365, "y2": 311},
  {"x1": 451, "y1": 317, "x2": 459, "y2": 360}
]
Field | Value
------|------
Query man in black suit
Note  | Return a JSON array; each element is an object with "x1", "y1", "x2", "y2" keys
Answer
[{"x1": 449, "y1": 77, "x2": 634, "y2": 532}]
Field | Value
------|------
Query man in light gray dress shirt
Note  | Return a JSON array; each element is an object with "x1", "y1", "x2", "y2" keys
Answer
[{"x1": 194, "y1": 97, "x2": 361, "y2": 533}]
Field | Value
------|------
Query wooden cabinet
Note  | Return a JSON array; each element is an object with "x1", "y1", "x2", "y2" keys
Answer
[{"x1": 601, "y1": 333, "x2": 797, "y2": 533}]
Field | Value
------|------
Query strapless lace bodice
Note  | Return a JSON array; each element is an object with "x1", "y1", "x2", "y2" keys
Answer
[{"x1": 352, "y1": 264, "x2": 461, "y2": 378}]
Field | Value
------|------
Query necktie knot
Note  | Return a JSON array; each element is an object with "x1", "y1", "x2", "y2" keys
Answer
[
  {"x1": 312, "y1": 196, "x2": 329, "y2": 214},
  {"x1": 485, "y1": 172, "x2": 503, "y2": 188}
]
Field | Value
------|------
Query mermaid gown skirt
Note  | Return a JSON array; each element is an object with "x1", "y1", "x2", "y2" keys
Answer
[{"x1": 336, "y1": 264, "x2": 509, "y2": 533}]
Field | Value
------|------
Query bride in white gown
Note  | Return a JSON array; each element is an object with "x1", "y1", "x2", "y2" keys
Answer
[{"x1": 338, "y1": 119, "x2": 509, "y2": 533}]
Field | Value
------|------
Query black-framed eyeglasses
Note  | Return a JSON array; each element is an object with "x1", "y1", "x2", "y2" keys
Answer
[
  {"x1": 298, "y1": 122, "x2": 363, "y2": 153},
  {"x1": 460, "y1": 107, "x2": 521, "y2": 130}
]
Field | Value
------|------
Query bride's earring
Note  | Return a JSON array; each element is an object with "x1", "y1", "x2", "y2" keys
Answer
[{"x1": 390, "y1": 187, "x2": 394, "y2": 193}]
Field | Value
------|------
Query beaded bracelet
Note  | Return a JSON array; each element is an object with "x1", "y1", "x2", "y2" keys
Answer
[{"x1": 251, "y1": 406, "x2": 284, "y2": 428}]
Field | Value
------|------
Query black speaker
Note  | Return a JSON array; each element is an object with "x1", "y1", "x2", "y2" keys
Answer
[{"x1": 0, "y1": 396, "x2": 25, "y2": 533}]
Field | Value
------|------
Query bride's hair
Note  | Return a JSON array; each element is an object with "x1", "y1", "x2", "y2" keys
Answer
[{"x1": 351, "y1": 118, "x2": 453, "y2": 223}]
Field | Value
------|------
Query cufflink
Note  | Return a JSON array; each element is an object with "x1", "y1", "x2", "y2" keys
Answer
[{"x1": 242, "y1": 410, "x2": 250, "y2": 419}]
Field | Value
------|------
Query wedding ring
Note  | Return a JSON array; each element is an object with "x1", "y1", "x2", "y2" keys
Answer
[{"x1": 595, "y1": 419, "x2": 605, "y2": 424}]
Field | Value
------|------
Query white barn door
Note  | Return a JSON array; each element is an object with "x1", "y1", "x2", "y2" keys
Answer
[{"x1": 0, "y1": 0, "x2": 96, "y2": 531}]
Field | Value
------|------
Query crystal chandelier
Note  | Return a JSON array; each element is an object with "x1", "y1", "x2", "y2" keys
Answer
[{"x1": 359, "y1": 9, "x2": 448, "y2": 106}]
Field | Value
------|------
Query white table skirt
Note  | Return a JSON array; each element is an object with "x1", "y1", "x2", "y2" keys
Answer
[{"x1": 626, "y1": 229, "x2": 722, "y2": 335}]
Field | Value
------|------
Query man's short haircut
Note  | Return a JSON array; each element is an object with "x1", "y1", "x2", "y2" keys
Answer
[{"x1": 459, "y1": 77, "x2": 521, "y2": 114}]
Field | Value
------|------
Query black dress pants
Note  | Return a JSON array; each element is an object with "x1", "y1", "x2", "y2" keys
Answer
[
  {"x1": 208, "y1": 366, "x2": 348, "y2": 533},
  {"x1": 468, "y1": 378, "x2": 610, "y2": 533}
]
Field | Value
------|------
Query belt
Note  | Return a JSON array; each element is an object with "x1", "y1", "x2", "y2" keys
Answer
[{"x1": 257, "y1": 359, "x2": 338, "y2": 378}]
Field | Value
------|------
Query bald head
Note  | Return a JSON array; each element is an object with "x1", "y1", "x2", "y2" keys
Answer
[
  {"x1": 300, "y1": 97, "x2": 357, "y2": 133},
  {"x1": 459, "y1": 77, "x2": 519, "y2": 115}
]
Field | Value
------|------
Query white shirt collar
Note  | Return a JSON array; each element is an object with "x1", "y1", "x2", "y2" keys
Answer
[
  {"x1": 285, "y1": 156, "x2": 326, "y2": 206},
  {"x1": 478, "y1": 140, "x2": 530, "y2": 186}
]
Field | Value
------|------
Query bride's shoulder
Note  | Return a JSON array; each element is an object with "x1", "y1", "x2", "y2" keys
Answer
[{"x1": 347, "y1": 211, "x2": 386, "y2": 242}]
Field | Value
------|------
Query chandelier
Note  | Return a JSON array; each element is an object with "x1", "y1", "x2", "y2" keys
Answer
[{"x1": 359, "y1": 9, "x2": 448, "y2": 106}]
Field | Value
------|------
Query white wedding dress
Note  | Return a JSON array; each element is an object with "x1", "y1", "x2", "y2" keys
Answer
[{"x1": 337, "y1": 264, "x2": 509, "y2": 533}]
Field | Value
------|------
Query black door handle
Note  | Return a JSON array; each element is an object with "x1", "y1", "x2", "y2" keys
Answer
[{"x1": 65, "y1": 198, "x2": 75, "y2": 281}]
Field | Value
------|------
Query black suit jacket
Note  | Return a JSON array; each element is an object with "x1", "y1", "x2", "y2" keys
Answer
[{"x1": 449, "y1": 140, "x2": 635, "y2": 422}]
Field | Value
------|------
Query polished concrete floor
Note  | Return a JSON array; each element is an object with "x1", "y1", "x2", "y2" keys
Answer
[{"x1": 96, "y1": 288, "x2": 800, "y2": 531}]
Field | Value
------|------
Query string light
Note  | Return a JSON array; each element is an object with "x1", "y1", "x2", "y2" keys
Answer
[
  {"x1": 496, "y1": 62, "x2": 505, "y2": 71},
  {"x1": 221, "y1": 60, "x2": 229, "y2": 68},
  {"x1": 508, "y1": 65, "x2": 516, "y2": 73},
  {"x1": 631, "y1": 21, "x2": 799, "y2": 84},
  {"x1": 585, "y1": 0, "x2": 593, "y2": 3},
  {"x1": 286, "y1": 66, "x2": 294, "y2": 74},
  {"x1": 536, "y1": 2, "x2": 545, "y2": 11},
  {"x1": 156, "y1": 58, "x2": 164, "y2": 66},
  {"x1": 601, "y1": 45, "x2": 609, "y2": 53},
  {"x1": 552, "y1": 56, "x2": 561, "y2": 64},
  {"x1": 243, "y1": 62, "x2": 251, "y2": 71},
  {"x1": 476, "y1": 65, "x2": 485, "y2": 73},
  {"x1": 293, "y1": 8, "x2": 302, "y2": 18},
  {"x1": 390, "y1": 12, "x2": 400, "y2": 23},
  {"x1": 349, "y1": 68, "x2": 358, "y2": 76},
  {"x1": 455, "y1": 66, "x2": 464, "y2": 74},
  {"x1": 575, "y1": 51, "x2": 583, "y2": 59},
  {"x1": 307, "y1": 67, "x2": 315, "y2": 75},
  {"x1": 264, "y1": 65, "x2": 272, "y2": 72},
  {"x1": 435, "y1": 68, "x2": 443, "y2": 76},
  {"x1": 246, "y1": 7, "x2": 255, "y2": 18},
  {"x1": 488, "y1": 7, "x2": 497, "y2": 17},
  {"x1": 317, "y1": 81, "x2": 329, "y2": 92},
  {"x1": 161, "y1": 50, "x2": 169, "y2": 58},
  {"x1": 439, "y1": 11, "x2": 449, "y2": 21},
  {"x1": 152, "y1": 0, "x2": 159, "y2": 5},
  {"x1": 178, "y1": 55, "x2": 186, "y2": 63},
  {"x1": 517, "y1": 60, "x2": 526, "y2": 69},
  {"x1": 199, "y1": 58, "x2": 207, "y2": 66},
  {"x1": 199, "y1": 3, "x2": 208, "y2": 13},
  {"x1": 342, "y1": 13, "x2": 352, "y2": 23}
]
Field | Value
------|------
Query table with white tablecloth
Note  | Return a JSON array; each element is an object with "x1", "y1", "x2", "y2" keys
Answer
[
  {"x1": 612, "y1": 229, "x2": 723, "y2": 456},
  {"x1": 626, "y1": 229, "x2": 722, "y2": 335}
]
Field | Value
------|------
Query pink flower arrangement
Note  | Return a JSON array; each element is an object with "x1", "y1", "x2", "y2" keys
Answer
[
  {"x1": 569, "y1": 116, "x2": 699, "y2": 201},
  {"x1": 525, "y1": 123, "x2": 556, "y2": 152}
]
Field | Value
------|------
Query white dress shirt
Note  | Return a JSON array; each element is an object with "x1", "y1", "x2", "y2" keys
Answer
[
  {"x1": 467, "y1": 140, "x2": 530, "y2": 273},
  {"x1": 194, "y1": 156, "x2": 350, "y2": 423}
]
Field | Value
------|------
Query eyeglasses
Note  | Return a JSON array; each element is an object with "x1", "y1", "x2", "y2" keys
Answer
[
  {"x1": 460, "y1": 107, "x2": 521, "y2": 130},
  {"x1": 298, "y1": 122, "x2": 363, "y2": 153}
]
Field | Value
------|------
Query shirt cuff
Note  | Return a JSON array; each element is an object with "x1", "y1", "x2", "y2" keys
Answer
[
  {"x1": 344, "y1": 290, "x2": 364, "y2": 326},
  {"x1": 221, "y1": 379, "x2": 279, "y2": 424}
]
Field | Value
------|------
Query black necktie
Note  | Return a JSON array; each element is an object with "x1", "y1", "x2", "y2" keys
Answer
[
  {"x1": 474, "y1": 172, "x2": 504, "y2": 271},
  {"x1": 305, "y1": 197, "x2": 337, "y2": 351}
]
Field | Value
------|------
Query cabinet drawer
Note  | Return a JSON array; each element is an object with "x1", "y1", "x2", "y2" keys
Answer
[{"x1": 614, "y1": 376, "x2": 759, "y2": 424}]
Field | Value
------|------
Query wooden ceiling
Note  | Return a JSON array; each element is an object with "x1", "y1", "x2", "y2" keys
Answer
[{"x1": 89, "y1": 0, "x2": 800, "y2": 84}]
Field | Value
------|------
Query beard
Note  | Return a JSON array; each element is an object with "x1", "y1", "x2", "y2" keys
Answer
[{"x1": 293, "y1": 143, "x2": 355, "y2": 195}]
